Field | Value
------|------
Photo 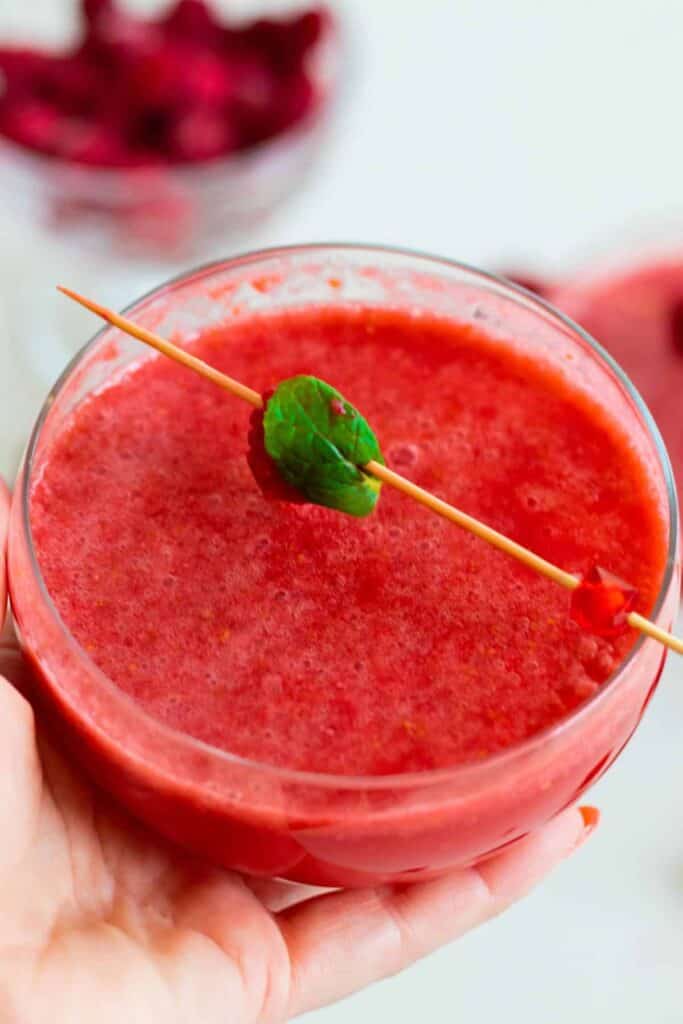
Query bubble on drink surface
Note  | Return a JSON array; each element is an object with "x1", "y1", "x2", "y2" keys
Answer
[
  {"x1": 566, "y1": 667, "x2": 599, "y2": 701},
  {"x1": 387, "y1": 441, "x2": 419, "y2": 470},
  {"x1": 262, "y1": 673, "x2": 283, "y2": 696},
  {"x1": 575, "y1": 634, "x2": 616, "y2": 683}
]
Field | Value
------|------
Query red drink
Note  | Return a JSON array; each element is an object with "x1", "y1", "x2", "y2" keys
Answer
[
  {"x1": 553, "y1": 259, "x2": 683, "y2": 501},
  {"x1": 8, "y1": 248, "x2": 680, "y2": 886}
]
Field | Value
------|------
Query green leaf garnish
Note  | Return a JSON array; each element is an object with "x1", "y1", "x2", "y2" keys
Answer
[{"x1": 262, "y1": 376, "x2": 384, "y2": 517}]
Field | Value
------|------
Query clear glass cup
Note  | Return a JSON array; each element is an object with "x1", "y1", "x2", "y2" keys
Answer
[{"x1": 8, "y1": 245, "x2": 681, "y2": 887}]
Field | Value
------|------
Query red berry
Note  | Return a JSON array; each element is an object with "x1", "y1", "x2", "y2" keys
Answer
[
  {"x1": 184, "y1": 49, "x2": 234, "y2": 106},
  {"x1": 85, "y1": 7, "x2": 162, "y2": 66},
  {"x1": 0, "y1": 4, "x2": 329, "y2": 167},
  {"x1": 127, "y1": 45, "x2": 233, "y2": 113},
  {"x1": 244, "y1": 8, "x2": 330, "y2": 73},
  {"x1": 290, "y1": 9, "x2": 329, "y2": 51},
  {"x1": 81, "y1": 0, "x2": 114, "y2": 25},
  {"x1": 0, "y1": 99, "x2": 62, "y2": 153},
  {"x1": 570, "y1": 566, "x2": 639, "y2": 639},
  {"x1": 237, "y1": 67, "x2": 314, "y2": 146},
  {"x1": 162, "y1": 0, "x2": 223, "y2": 47},
  {"x1": 241, "y1": 17, "x2": 282, "y2": 55},
  {"x1": 247, "y1": 401, "x2": 305, "y2": 505},
  {"x1": 271, "y1": 70, "x2": 316, "y2": 131},
  {"x1": 167, "y1": 107, "x2": 236, "y2": 161},
  {"x1": 670, "y1": 297, "x2": 683, "y2": 355},
  {"x1": 501, "y1": 272, "x2": 553, "y2": 300},
  {"x1": 38, "y1": 55, "x2": 103, "y2": 116},
  {"x1": 58, "y1": 119, "x2": 122, "y2": 165},
  {"x1": 277, "y1": 8, "x2": 330, "y2": 71},
  {"x1": 0, "y1": 48, "x2": 53, "y2": 100},
  {"x1": 226, "y1": 55, "x2": 275, "y2": 119},
  {"x1": 127, "y1": 47, "x2": 184, "y2": 109}
]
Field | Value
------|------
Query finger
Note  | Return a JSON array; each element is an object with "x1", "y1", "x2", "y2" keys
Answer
[
  {"x1": 0, "y1": 476, "x2": 9, "y2": 631},
  {"x1": 0, "y1": 674, "x2": 43, "y2": 873},
  {"x1": 0, "y1": 485, "x2": 26, "y2": 700},
  {"x1": 0, "y1": 617, "x2": 31, "y2": 699},
  {"x1": 281, "y1": 806, "x2": 596, "y2": 1017}
]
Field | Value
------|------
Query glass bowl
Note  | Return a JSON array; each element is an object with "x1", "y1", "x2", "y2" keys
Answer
[
  {"x1": 0, "y1": 5, "x2": 342, "y2": 261},
  {"x1": 8, "y1": 245, "x2": 681, "y2": 887}
]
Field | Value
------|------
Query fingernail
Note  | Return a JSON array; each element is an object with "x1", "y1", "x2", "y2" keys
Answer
[{"x1": 577, "y1": 805, "x2": 600, "y2": 845}]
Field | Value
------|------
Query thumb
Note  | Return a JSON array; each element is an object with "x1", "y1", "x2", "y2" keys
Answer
[
  {"x1": 0, "y1": 479, "x2": 37, "y2": 693},
  {"x1": 0, "y1": 478, "x2": 33, "y2": 695},
  {"x1": 0, "y1": 476, "x2": 43, "y2": 872}
]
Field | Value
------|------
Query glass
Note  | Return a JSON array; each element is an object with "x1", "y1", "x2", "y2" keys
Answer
[
  {"x1": 0, "y1": 4, "x2": 342, "y2": 262},
  {"x1": 551, "y1": 236, "x2": 683, "y2": 548},
  {"x1": 8, "y1": 245, "x2": 681, "y2": 887}
]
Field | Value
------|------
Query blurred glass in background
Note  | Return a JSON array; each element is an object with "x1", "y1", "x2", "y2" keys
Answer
[{"x1": 0, "y1": 0, "x2": 343, "y2": 475}]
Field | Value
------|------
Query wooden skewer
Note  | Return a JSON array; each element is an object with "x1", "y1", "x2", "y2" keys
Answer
[
  {"x1": 627, "y1": 612, "x2": 683, "y2": 655},
  {"x1": 365, "y1": 460, "x2": 579, "y2": 592},
  {"x1": 58, "y1": 287, "x2": 263, "y2": 410},
  {"x1": 58, "y1": 285, "x2": 683, "y2": 657}
]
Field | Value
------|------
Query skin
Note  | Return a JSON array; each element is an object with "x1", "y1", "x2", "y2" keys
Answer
[{"x1": 0, "y1": 478, "x2": 595, "y2": 1024}]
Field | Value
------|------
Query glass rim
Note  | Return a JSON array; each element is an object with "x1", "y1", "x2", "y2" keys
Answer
[{"x1": 18, "y1": 242, "x2": 681, "y2": 791}]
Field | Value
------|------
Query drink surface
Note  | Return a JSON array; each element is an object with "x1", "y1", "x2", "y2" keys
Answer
[{"x1": 30, "y1": 306, "x2": 667, "y2": 776}]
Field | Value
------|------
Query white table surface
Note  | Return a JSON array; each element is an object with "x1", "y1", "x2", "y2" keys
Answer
[{"x1": 2, "y1": 2, "x2": 683, "y2": 1021}]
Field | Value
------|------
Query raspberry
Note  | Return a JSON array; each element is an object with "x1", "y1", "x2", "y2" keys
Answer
[
  {"x1": 38, "y1": 55, "x2": 103, "y2": 117},
  {"x1": 85, "y1": 7, "x2": 162, "y2": 66},
  {"x1": 81, "y1": 0, "x2": 114, "y2": 24},
  {"x1": 167, "y1": 107, "x2": 236, "y2": 161},
  {"x1": 127, "y1": 47, "x2": 184, "y2": 110},
  {"x1": 0, "y1": 99, "x2": 62, "y2": 153},
  {"x1": 247, "y1": 401, "x2": 305, "y2": 506},
  {"x1": 670, "y1": 297, "x2": 683, "y2": 355},
  {"x1": 271, "y1": 70, "x2": 315, "y2": 132},
  {"x1": 54, "y1": 117, "x2": 128, "y2": 166},
  {"x1": 0, "y1": 1, "x2": 330, "y2": 167},
  {"x1": 501, "y1": 272, "x2": 553, "y2": 300},
  {"x1": 226, "y1": 55, "x2": 275, "y2": 123},
  {"x1": 277, "y1": 9, "x2": 329, "y2": 71},
  {"x1": 0, "y1": 48, "x2": 53, "y2": 99},
  {"x1": 162, "y1": 0, "x2": 223, "y2": 48},
  {"x1": 570, "y1": 566, "x2": 639, "y2": 639},
  {"x1": 290, "y1": 9, "x2": 329, "y2": 52},
  {"x1": 244, "y1": 9, "x2": 329, "y2": 72},
  {"x1": 184, "y1": 49, "x2": 234, "y2": 106}
]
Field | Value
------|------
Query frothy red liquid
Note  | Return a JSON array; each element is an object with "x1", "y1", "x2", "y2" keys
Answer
[
  {"x1": 30, "y1": 308, "x2": 666, "y2": 775},
  {"x1": 11, "y1": 300, "x2": 673, "y2": 886}
]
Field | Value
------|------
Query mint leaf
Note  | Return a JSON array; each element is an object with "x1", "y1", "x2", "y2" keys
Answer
[{"x1": 262, "y1": 376, "x2": 384, "y2": 517}]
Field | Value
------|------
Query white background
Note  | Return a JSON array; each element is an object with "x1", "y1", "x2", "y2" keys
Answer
[{"x1": 1, "y1": 2, "x2": 683, "y2": 1021}]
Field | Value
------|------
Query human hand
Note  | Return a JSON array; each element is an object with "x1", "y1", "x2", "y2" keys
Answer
[{"x1": 0, "y1": 480, "x2": 597, "y2": 1023}]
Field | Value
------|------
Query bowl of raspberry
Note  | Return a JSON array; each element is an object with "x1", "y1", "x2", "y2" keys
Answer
[{"x1": 0, "y1": 0, "x2": 340, "y2": 259}]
